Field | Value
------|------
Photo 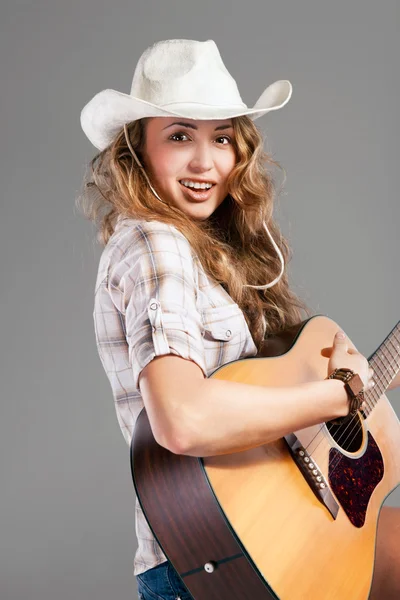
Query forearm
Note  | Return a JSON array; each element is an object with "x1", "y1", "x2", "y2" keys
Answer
[{"x1": 177, "y1": 377, "x2": 349, "y2": 457}]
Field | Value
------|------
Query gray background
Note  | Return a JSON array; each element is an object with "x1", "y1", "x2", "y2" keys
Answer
[{"x1": 1, "y1": 1, "x2": 398, "y2": 598}]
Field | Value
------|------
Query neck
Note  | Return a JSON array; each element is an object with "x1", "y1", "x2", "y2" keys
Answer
[{"x1": 365, "y1": 321, "x2": 400, "y2": 413}]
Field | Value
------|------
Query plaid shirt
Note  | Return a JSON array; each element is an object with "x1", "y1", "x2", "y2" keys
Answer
[{"x1": 93, "y1": 216, "x2": 257, "y2": 576}]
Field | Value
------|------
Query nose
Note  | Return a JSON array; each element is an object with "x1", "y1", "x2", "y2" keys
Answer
[{"x1": 188, "y1": 141, "x2": 214, "y2": 173}]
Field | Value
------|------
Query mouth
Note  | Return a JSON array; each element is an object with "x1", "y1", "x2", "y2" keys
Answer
[{"x1": 178, "y1": 181, "x2": 216, "y2": 202}]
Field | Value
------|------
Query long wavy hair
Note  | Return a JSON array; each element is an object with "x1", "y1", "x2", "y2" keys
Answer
[{"x1": 76, "y1": 116, "x2": 309, "y2": 350}]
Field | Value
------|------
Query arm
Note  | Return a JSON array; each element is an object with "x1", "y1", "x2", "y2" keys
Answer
[
  {"x1": 113, "y1": 223, "x2": 367, "y2": 457},
  {"x1": 139, "y1": 354, "x2": 350, "y2": 458}
]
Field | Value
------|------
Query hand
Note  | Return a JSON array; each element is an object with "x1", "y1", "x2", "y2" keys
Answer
[{"x1": 328, "y1": 331, "x2": 375, "y2": 391}]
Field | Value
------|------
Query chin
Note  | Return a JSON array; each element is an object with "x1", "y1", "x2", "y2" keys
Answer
[{"x1": 183, "y1": 203, "x2": 219, "y2": 221}]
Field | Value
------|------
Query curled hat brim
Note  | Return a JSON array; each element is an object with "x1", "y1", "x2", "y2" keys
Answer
[{"x1": 80, "y1": 80, "x2": 292, "y2": 151}]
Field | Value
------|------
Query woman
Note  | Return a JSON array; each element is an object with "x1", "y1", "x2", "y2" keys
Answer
[{"x1": 78, "y1": 39, "x2": 400, "y2": 600}]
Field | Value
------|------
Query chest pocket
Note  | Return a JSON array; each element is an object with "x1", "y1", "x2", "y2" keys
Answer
[
  {"x1": 201, "y1": 303, "x2": 250, "y2": 371},
  {"x1": 202, "y1": 304, "x2": 243, "y2": 340}
]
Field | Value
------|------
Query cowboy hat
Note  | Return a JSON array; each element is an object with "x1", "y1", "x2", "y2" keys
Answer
[{"x1": 80, "y1": 38, "x2": 292, "y2": 151}]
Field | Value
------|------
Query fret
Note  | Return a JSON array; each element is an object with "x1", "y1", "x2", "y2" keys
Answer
[
  {"x1": 382, "y1": 342, "x2": 398, "y2": 376},
  {"x1": 369, "y1": 357, "x2": 387, "y2": 397},
  {"x1": 370, "y1": 371, "x2": 386, "y2": 408},
  {"x1": 392, "y1": 330, "x2": 400, "y2": 346},
  {"x1": 367, "y1": 321, "x2": 400, "y2": 401},
  {"x1": 385, "y1": 336, "x2": 399, "y2": 363},
  {"x1": 385, "y1": 340, "x2": 398, "y2": 365},
  {"x1": 371, "y1": 353, "x2": 390, "y2": 385},
  {"x1": 390, "y1": 332, "x2": 400, "y2": 354},
  {"x1": 363, "y1": 390, "x2": 376, "y2": 415}
]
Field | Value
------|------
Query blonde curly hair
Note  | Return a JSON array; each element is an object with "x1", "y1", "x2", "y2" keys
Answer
[{"x1": 76, "y1": 115, "x2": 309, "y2": 350}]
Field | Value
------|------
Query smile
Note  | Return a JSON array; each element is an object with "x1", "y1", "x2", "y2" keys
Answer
[
  {"x1": 179, "y1": 179, "x2": 214, "y2": 190},
  {"x1": 179, "y1": 181, "x2": 216, "y2": 202}
]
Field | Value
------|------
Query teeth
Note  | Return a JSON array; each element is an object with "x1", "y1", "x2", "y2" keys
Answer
[{"x1": 180, "y1": 179, "x2": 213, "y2": 190}]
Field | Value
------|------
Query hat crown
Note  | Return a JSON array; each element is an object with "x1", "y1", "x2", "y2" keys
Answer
[{"x1": 130, "y1": 39, "x2": 247, "y2": 109}]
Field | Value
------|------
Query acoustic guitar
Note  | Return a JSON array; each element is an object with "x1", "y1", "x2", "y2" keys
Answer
[{"x1": 130, "y1": 315, "x2": 400, "y2": 599}]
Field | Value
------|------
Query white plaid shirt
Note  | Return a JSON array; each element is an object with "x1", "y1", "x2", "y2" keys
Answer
[{"x1": 93, "y1": 215, "x2": 257, "y2": 576}]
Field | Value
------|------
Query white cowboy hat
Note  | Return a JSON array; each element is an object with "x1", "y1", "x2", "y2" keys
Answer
[{"x1": 80, "y1": 38, "x2": 292, "y2": 151}]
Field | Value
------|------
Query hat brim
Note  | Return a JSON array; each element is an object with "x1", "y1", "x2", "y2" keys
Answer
[{"x1": 80, "y1": 80, "x2": 292, "y2": 151}]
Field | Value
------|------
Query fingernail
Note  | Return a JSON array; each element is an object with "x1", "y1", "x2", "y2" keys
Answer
[{"x1": 336, "y1": 331, "x2": 345, "y2": 339}]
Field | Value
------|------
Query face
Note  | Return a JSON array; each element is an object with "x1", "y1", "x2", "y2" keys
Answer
[{"x1": 141, "y1": 117, "x2": 237, "y2": 220}]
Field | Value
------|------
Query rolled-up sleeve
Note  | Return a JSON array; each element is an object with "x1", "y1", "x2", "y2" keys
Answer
[{"x1": 108, "y1": 221, "x2": 207, "y2": 391}]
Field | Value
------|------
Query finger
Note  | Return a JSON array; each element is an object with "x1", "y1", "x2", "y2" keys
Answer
[
  {"x1": 333, "y1": 331, "x2": 348, "y2": 350},
  {"x1": 366, "y1": 378, "x2": 375, "y2": 390},
  {"x1": 369, "y1": 368, "x2": 375, "y2": 389}
]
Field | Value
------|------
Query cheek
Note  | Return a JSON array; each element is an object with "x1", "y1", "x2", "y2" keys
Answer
[
  {"x1": 220, "y1": 153, "x2": 236, "y2": 181},
  {"x1": 148, "y1": 147, "x2": 183, "y2": 184},
  {"x1": 221, "y1": 145, "x2": 237, "y2": 168}
]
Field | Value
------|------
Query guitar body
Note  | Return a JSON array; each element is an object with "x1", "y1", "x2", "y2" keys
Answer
[{"x1": 131, "y1": 315, "x2": 400, "y2": 600}]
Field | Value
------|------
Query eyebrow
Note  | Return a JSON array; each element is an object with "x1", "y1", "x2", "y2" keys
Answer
[{"x1": 162, "y1": 121, "x2": 233, "y2": 131}]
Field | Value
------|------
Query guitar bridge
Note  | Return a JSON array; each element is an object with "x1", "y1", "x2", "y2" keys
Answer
[{"x1": 284, "y1": 433, "x2": 339, "y2": 520}]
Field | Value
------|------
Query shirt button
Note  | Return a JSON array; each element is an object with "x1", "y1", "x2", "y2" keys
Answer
[
  {"x1": 152, "y1": 326, "x2": 156, "y2": 333},
  {"x1": 226, "y1": 330, "x2": 232, "y2": 338},
  {"x1": 150, "y1": 302, "x2": 158, "y2": 310}
]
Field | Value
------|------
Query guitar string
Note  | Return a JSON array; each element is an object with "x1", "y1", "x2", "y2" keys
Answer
[
  {"x1": 303, "y1": 363, "x2": 378, "y2": 458},
  {"x1": 301, "y1": 360, "x2": 378, "y2": 458},
  {"x1": 326, "y1": 333, "x2": 400, "y2": 471},
  {"x1": 303, "y1": 329, "x2": 400, "y2": 460},
  {"x1": 327, "y1": 371, "x2": 388, "y2": 477},
  {"x1": 305, "y1": 350, "x2": 393, "y2": 469},
  {"x1": 299, "y1": 378, "x2": 376, "y2": 473},
  {"x1": 302, "y1": 380, "x2": 378, "y2": 480},
  {"x1": 306, "y1": 353, "x2": 399, "y2": 481},
  {"x1": 298, "y1": 331, "x2": 400, "y2": 478}
]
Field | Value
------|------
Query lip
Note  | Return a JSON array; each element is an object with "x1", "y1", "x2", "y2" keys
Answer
[{"x1": 179, "y1": 181, "x2": 216, "y2": 202}]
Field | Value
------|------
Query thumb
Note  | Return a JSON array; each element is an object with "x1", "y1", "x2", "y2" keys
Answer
[{"x1": 332, "y1": 330, "x2": 348, "y2": 351}]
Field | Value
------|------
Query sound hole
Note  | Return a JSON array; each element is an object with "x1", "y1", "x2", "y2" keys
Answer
[{"x1": 326, "y1": 413, "x2": 364, "y2": 452}]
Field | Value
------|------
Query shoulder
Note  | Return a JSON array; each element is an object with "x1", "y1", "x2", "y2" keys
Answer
[
  {"x1": 103, "y1": 218, "x2": 197, "y2": 289},
  {"x1": 112, "y1": 217, "x2": 193, "y2": 259}
]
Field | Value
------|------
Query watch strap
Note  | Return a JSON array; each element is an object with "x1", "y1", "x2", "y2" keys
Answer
[{"x1": 327, "y1": 368, "x2": 365, "y2": 423}]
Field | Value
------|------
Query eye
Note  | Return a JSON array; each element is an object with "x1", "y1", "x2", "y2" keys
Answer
[
  {"x1": 169, "y1": 131, "x2": 190, "y2": 142},
  {"x1": 168, "y1": 132, "x2": 232, "y2": 144},
  {"x1": 215, "y1": 135, "x2": 231, "y2": 145}
]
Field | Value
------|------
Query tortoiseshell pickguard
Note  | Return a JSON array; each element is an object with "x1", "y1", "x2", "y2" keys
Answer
[{"x1": 328, "y1": 432, "x2": 384, "y2": 527}]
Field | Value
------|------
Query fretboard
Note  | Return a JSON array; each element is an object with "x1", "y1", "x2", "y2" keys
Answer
[{"x1": 366, "y1": 321, "x2": 400, "y2": 412}]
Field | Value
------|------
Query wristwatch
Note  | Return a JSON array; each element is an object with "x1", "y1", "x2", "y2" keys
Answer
[{"x1": 327, "y1": 367, "x2": 365, "y2": 423}]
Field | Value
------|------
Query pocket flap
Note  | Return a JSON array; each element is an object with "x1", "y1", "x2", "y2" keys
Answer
[{"x1": 202, "y1": 303, "x2": 244, "y2": 342}]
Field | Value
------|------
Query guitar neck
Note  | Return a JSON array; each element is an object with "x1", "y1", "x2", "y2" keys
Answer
[{"x1": 368, "y1": 321, "x2": 400, "y2": 398}]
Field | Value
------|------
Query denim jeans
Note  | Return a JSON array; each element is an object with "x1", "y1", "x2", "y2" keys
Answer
[{"x1": 136, "y1": 560, "x2": 194, "y2": 600}]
